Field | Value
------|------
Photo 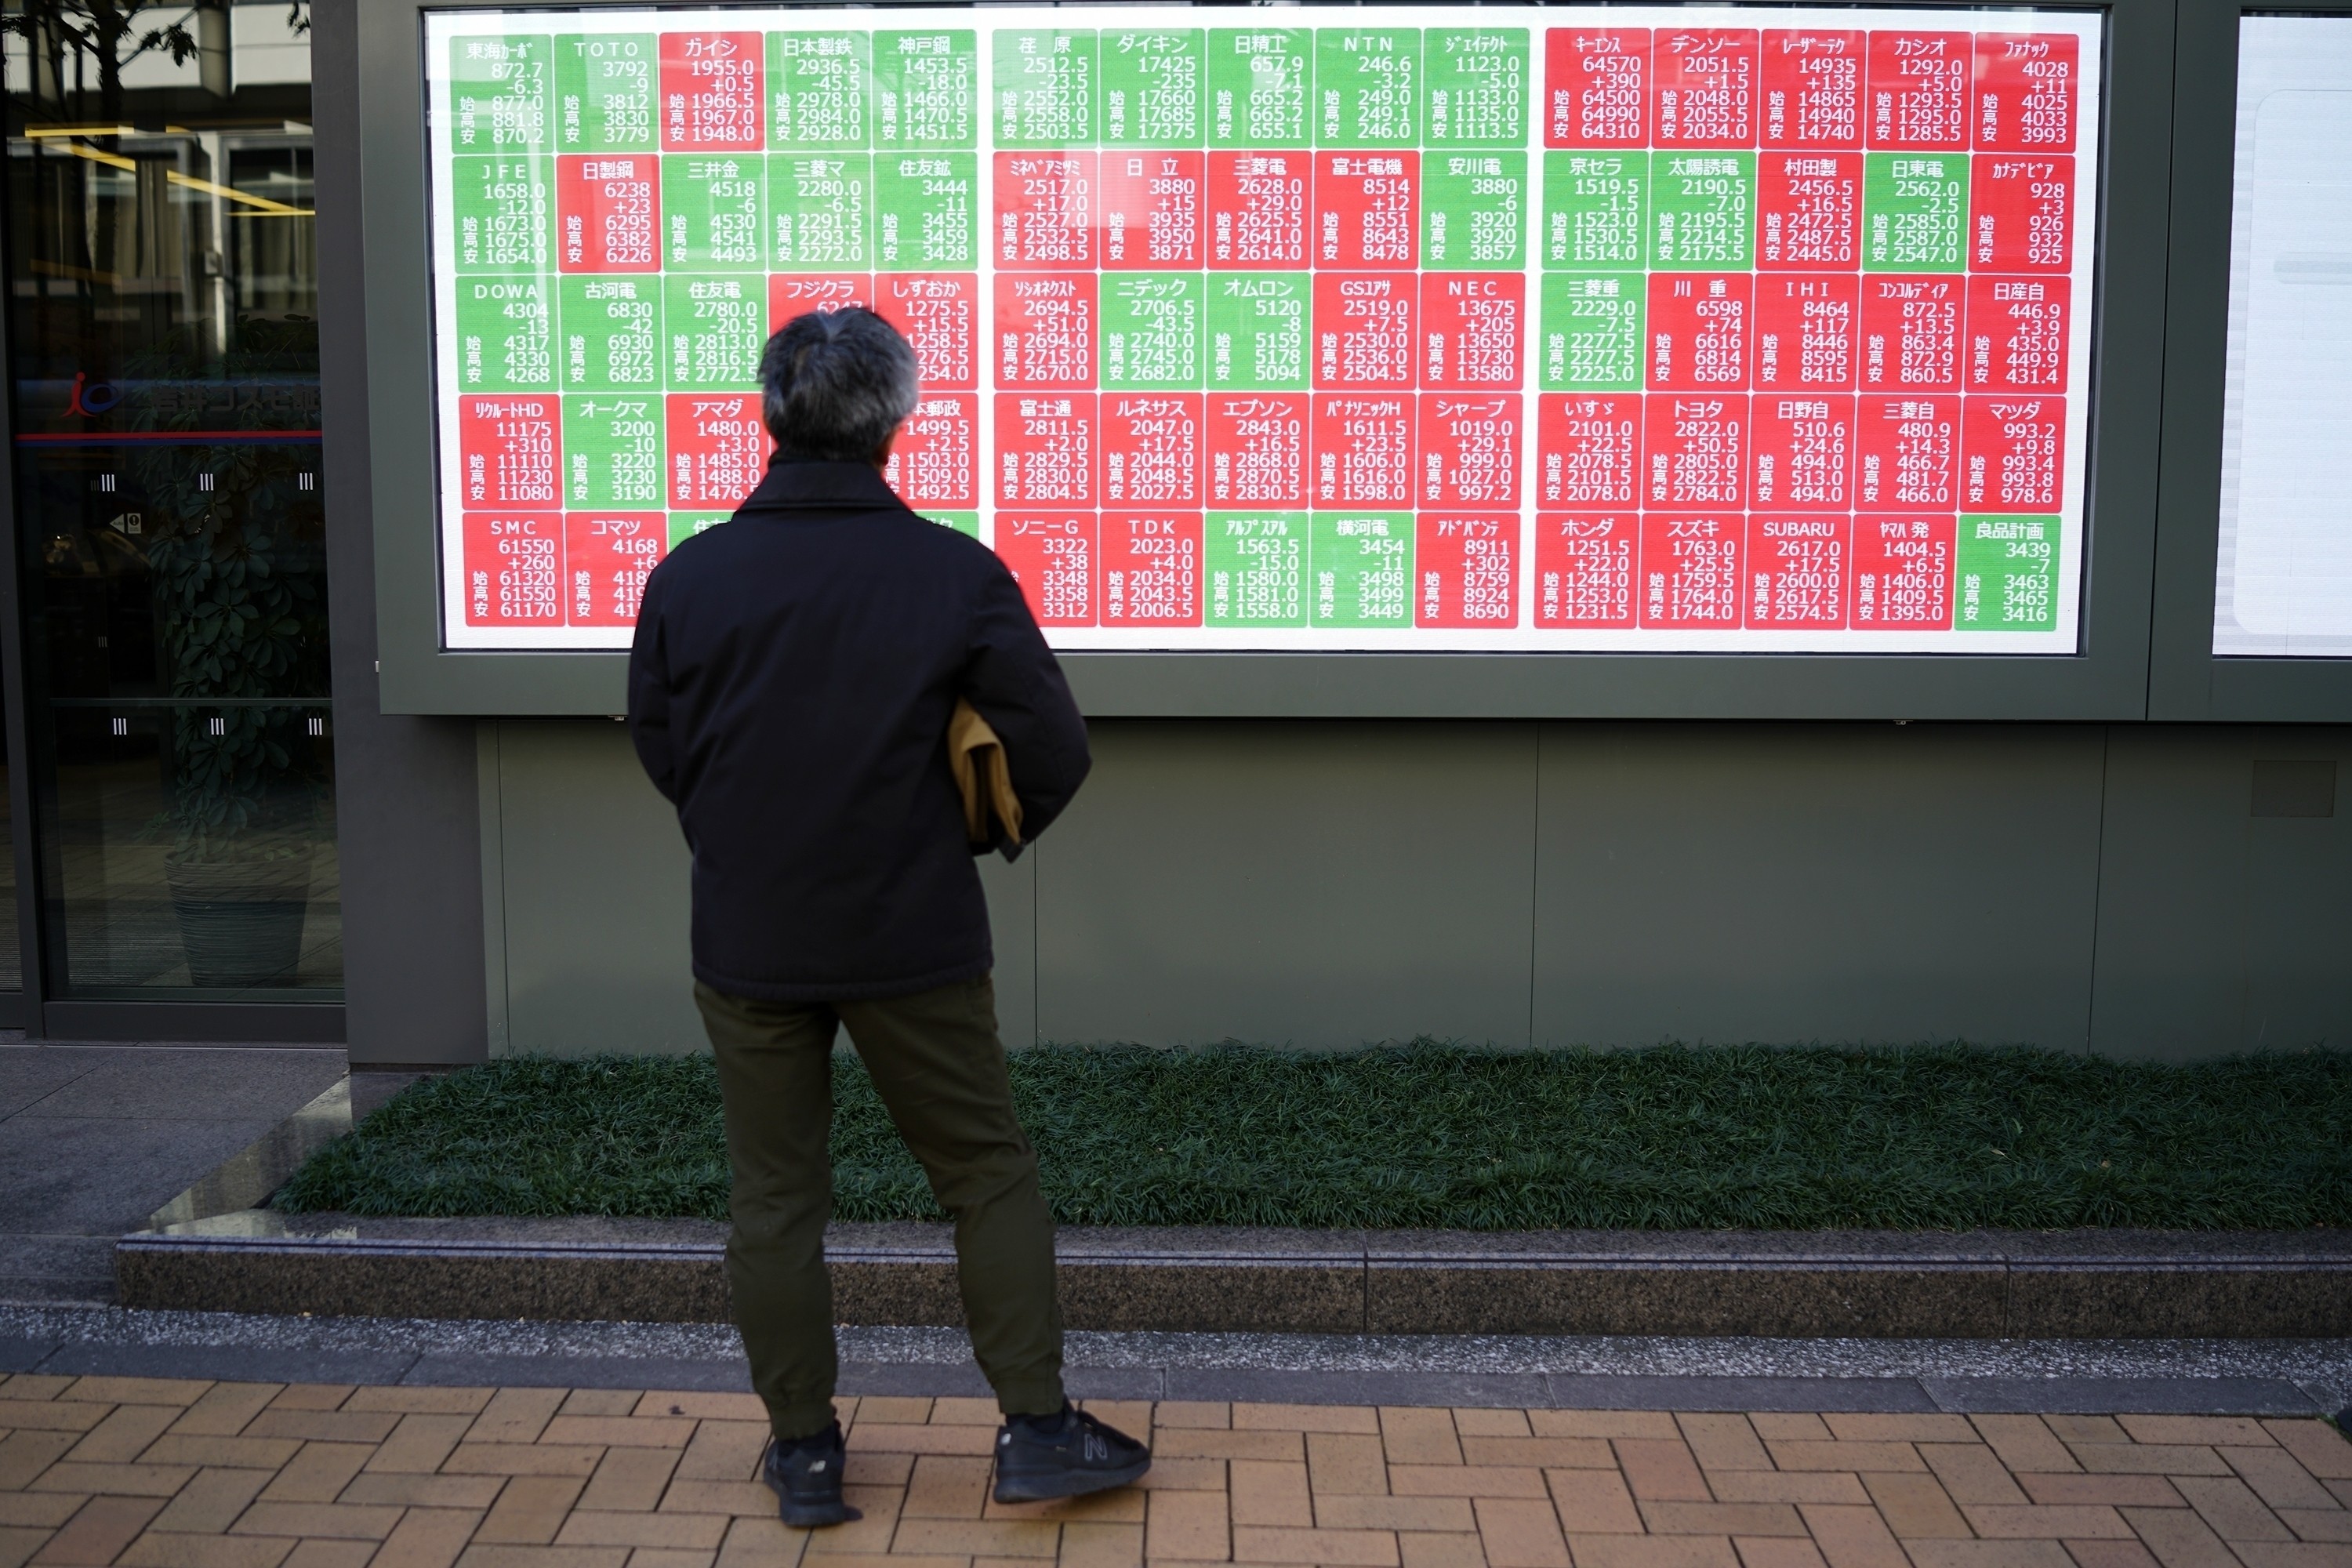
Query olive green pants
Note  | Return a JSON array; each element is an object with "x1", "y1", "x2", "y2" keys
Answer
[{"x1": 695, "y1": 975, "x2": 1065, "y2": 1442}]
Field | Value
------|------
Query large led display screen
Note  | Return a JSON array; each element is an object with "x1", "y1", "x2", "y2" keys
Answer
[{"x1": 426, "y1": 6, "x2": 2102, "y2": 652}]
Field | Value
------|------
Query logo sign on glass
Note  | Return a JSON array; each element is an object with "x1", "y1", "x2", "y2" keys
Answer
[{"x1": 425, "y1": 6, "x2": 2101, "y2": 652}]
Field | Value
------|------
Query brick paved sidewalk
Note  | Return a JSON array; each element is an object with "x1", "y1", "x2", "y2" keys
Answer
[{"x1": 4, "y1": 1374, "x2": 2352, "y2": 1568}]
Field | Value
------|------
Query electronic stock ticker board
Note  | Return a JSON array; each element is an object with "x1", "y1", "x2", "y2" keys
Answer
[{"x1": 426, "y1": 6, "x2": 2103, "y2": 654}]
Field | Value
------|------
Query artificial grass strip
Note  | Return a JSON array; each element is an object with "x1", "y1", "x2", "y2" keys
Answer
[{"x1": 278, "y1": 1044, "x2": 2352, "y2": 1231}]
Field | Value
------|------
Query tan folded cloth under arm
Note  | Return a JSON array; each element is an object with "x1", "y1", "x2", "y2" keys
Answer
[{"x1": 949, "y1": 698, "x2": 1025, "y2": 851}]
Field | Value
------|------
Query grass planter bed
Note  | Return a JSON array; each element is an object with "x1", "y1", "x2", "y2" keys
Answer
[{"x1": 280, "y1": 1044, "x2": 2352, "y2": 1231}]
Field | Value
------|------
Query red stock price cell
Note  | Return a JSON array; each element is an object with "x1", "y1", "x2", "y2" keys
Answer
[
  {"x1": 995, "y1": 514, "x2": 1095, "y2": 627},
  {"x1": 557, "y1": 155, "x2": 659, "y2": 273},
  {"x1": 1653, "y1": 29, "x2": 1759, "y2": 148},
  {"x1": 462, "y1": 513, "x2": 563, "y2": 627},
  {"x1": 1641, "y1": 515, "x2": 1743, "y2": 627},
  {"x1": 996, "y1": 274, "x2": 1096, "y2": 389},
  {"x1": 1852, "y1": 514, "x2": 1955, "y2": 630},
  {"x1": 1207, "y1": 394, "x2": 1308, "y2": 507},
  {"x1": 886, "y1": 394, "x2": 977, "y2": 510},
  {"x1": 1972, "y1": 155, "x2": 2074, "y2": 273},
  {"x1": 1647, "y1": 274, "x2": 1752, "y2": 393},
  {"x1": 666, "y1": 394, "x2": 771, "y2": 510},
  {"x1": 1643, "y1": 393, "x2": 1747, "y2": 509},
  {"x1": 1860, "y1": 275, "x2": 1962, "y2": 391},
  {"x1": 1545, "y1": 27, "x2": 1650, "y2": 148},
  {"x1": 1311, "y1": 394, "x2": 1413, "y2": 508},
  {"x1": 1537, "y1": 394, "x2": 1641, "y2": 507},
  {"x1": 1963, "y1": 395, "x2": 2065, "y2": 513},
  {"x1": 1755, "y1": 274, "x2": 1858, "y2": 390},
  {"x1": 1316, "y1": 154, "x2": 1419, "y2": 269},
  {"x1": 1867, "y1": 31, "x2": 1971, "y2": 150},
  {"x1": 1416, "y1": 515, "x2": 1518, "y2": 628},
  {"x1": 1761, "y1": 31, "x2": 1862, "y2": 148},
  {"x1": 1421, "y1": 274, "x2": 1523, "y2": 390},
  {"x1": 1313, "y1": 273, "x2": 1416, "y2": 390},
  {"x1": 1750, "y1": 394, "x2": 1854, "y2": 513},
  {"x1": 1100, "y1": 151, "x2": 1205, "y2": 270},
  {"x1": 1748, "y1": 516, "x2": 1849, "y2": 626},
  {"x1": 659, "y1": 32, "x2": 763, "y2": 151},
  {"x1": 1758, "y1": 153, "x2": 1860, "y2": 270},
  {"x1": 1102, "y1": 394, "x2": 1203, "y2": 507},
  {"x1": 1975, "y1": 34, "x2": 2079, "y2": 153},
  {"x1": 1855, "y1": 394, "x2": 1958, "y2": 512},
  {"x1": 1536, "y1": 513, "x2": 1636, "y2": 626},
  {"x1": 994, "y1": 152, "x2": 1095, "y2": 270},
  {"x1": 459, "y1": 395, "x2": 559, "y2": 509},
  {"x1": 1967, "y1": 275, "x2": 2070, "y2": 393},
  {"x1": 768, "y1": 272, "x2": 872, "y2": 331},
  {"x1": 1419, "y1": 394, "x2": 1520, "y2": 508},
  {"x1": 1208, "y1": 153, "x2": 1309, "y2": 269},
  {"x1": 877, "y1": 273, "x2": 978, "y2": 392},
  {"x1": 564, "y1": 511, "x2": 666, "y2": 626},
  {"x1": 996, "y1": 394, "x2": 1098, "y2": 506},
  {"x1": 1101, "y1": 512, "x2": 1203, "y2": 627}
]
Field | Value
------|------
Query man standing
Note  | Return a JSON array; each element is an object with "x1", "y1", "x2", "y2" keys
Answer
[{"x1": 627, "y1": 308, "x2": 1148, "y2": 1526}]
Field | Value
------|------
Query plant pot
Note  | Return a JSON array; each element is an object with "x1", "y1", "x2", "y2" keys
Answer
[{"x1": 165, "y1": 850, "x2": 316, "y2": 989}]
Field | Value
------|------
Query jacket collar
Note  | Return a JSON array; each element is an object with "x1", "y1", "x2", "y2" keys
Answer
[{"x1": 739, "y1": 459, "x2": 911, "y2": 515}]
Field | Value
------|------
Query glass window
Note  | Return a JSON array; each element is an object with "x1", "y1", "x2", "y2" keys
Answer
[{"x1": 5, "y1": 3, "x2": 335, "y2": 997}]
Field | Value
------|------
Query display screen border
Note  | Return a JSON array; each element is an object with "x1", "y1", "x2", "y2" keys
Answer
[
  {"x1": 354, "y1": 0, "x2": 2174, "y2": 718},
  {"x1": 2150, "y1": 0, "x2": 2352, "y2": 721}
]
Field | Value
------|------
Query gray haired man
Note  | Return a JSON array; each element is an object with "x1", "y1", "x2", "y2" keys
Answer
[{"x1": 626, "y1": 309, "x2": 1148, "y2": 1526}]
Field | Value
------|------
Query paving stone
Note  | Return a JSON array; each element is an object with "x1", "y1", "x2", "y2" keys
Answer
[
  {"x1": 1676, "y1": 1416, "x2": 1769, "y2": 1473},
  {"x1": 1857, "y1": 1475, "x2": 1969, "y2": 1539},
  {"x1": 31, "y1": 1494, "x2": 166, "y2": 1565},
  {"x1": 1229, "y1": 1461, "x2": 1312, "y2": 1528},
  {"x1": 2269, "y1": 1426, "x2": 2352, "y2": 1483},
  {"x1": 2226, "y1": 1449, "x2": 2343, "y2": 1513}
]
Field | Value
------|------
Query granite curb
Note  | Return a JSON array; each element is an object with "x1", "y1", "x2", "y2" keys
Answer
[{"x1": 115, "y1": 1212, "x2": 2352, "y2": 1338}]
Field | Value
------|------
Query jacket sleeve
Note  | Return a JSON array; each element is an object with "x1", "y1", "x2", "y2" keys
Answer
[
  {"x1": 963, "y1": 553, "x2": 1091, "y2": 846},
  {"x1": 626, "y1": 574, "x2": 680, "y2": 805}
]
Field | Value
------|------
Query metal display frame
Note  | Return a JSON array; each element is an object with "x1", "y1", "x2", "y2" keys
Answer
[
  {"x1": 2147, "y1": 0, "x2": 2352, "y2": 722},
  {"x1": 360, "y1": 0, "x2": 2176, "y2": 719}
]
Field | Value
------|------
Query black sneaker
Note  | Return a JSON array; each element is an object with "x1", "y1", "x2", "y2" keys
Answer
[
  {"x1": 992, "y1": 1404, "x2": 1152, "y2": 1504},
  {"x1": 762, "y1": 1422, "x2": 863, "y2": 1528}
]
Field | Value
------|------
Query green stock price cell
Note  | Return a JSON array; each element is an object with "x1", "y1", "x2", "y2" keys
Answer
[
  {"x1": 1310, "y1": 511, "x2": 1412, "y2": 626},
  {"x1": 563, "y1": 396, "x2": 665, "y2": 507},
  {"x1": 929, "y1": 512, "x2": 982, "y2": 537},
  {"x1": 1866, "y1": 154, "x2": 1968, "y2": 273},
  {"x1": 874, "y1": 154, "x2": 977, "y2": 270},
  {"x1": 1102, "y1": 274, "x2": 1207, "y2": 390},
  {"x1": 554, "y1": 34, "x2": 653, "y2": 151},
  {"x1": 1207, "y1": 512, "x2": 1307, "y2": 626},
  {"x1": 771, "y1": 154, "x2": 872, "y2": 270},
  {"x1": 451, "y1": 156, "x2": 551, "y2": 273},
  {"x1": 875, "y1": 31, "x2": 977, "y2": 150},
  {"x1": 560, "y1": 276, "x2": 661, "y2": 390},
  {"x1": 1653, "y1": 152, "x2": 1755, "y2": 269},
  {"x1": 1424, "y1": 27, "x2": 1528, "y2": 147},
  {"x1": 1317, "y1": 27, "x2": 1419, "y2": 148},
  {"x1": 1102, "y1": 28, "x2": 1203, "y2": 147},
  {"x1": 1209, "y1": 274, "x2": 1308, "y2": 390},
  {"x1": 1542, "y1": 152, "x2": 1645, "y2": 270},
  {"x1": 1423, "y1": 154, "x2": 1526, "y2": 270},
  {"x1": 768, "y1": 32, "x2": 870, "y2": 150},
  {"x1": 996, "y1": 29, "x2": 1098, "y2": 147},
  {"x1": 450, "y1": 34, "x2": 551, "y2": 152},
  {"x1": 453, "y1": 275, "x2": 554, "y2": 391},
  {"x1": 1956, "y1": 515, "x2": 2058, "y2": 631},
  {"x1": 1540, "y1": 274, "x2": 1644, "y2": 391},
  {"x1": 1208, "y1": 27, "x2": 1310, "y2": 147},
  {"x1": 662, "y1": 154, "x2": 764, "y2": 270},
  {"x1": 666, "y1": 512, "x2": 731, "y2": 549},
  {"x1": 664, "y1": 275, "x2": 765, "y2": 389}
]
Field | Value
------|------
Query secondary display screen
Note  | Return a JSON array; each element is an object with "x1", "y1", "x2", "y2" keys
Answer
[{"x1": 424, "y1": 6, "x2": 2102, "y2": 652}]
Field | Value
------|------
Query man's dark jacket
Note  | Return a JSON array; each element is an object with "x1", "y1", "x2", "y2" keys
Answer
[{"x1": 627, "y1": 460, "x2": 1090, "y2": 1002}]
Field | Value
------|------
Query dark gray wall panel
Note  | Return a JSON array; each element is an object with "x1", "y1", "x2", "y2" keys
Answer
[
  {"x1": 1532, "y1": 724, "x2": 2106, "y2": 1049},
  {"x1": 1035, "y1": 722, "x2": 1540, "y2": 1047},
  {"x1": 2244, "y1": 727, "x2": 2352, "y2": 1048}
]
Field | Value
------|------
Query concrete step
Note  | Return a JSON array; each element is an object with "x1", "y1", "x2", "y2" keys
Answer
[{"x1": 117, "y1": 1213, "x2": 2352, "y2": 1337}]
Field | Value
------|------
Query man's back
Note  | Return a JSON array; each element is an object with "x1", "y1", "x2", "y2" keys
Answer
[{"x1": 627, "y1": 459, "x2": 1089, "y2": 1001}]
